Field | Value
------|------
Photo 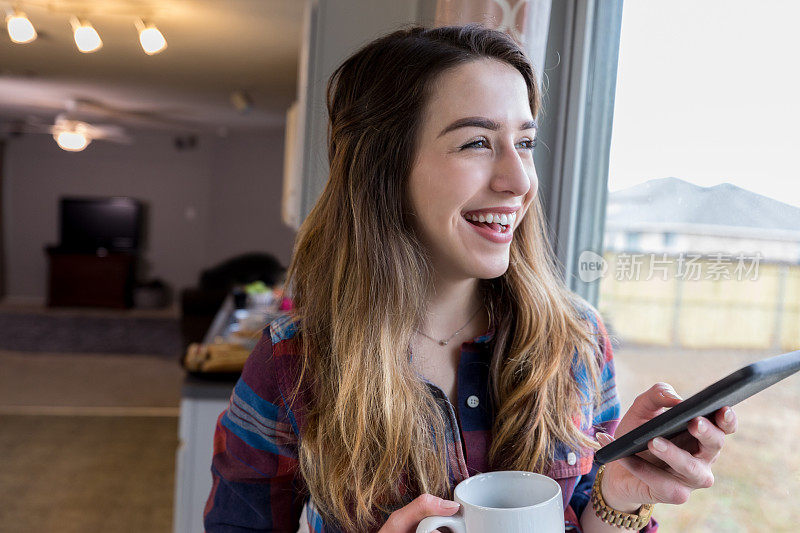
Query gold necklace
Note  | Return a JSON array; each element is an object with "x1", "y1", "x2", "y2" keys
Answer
[{"x1": 415, "y1": 306, "x2": 483, "y2": 346}]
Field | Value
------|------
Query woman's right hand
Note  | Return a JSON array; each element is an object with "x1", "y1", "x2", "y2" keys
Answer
[{"x1": 378, "y1": 493, "x2": 460, "y2": 533}]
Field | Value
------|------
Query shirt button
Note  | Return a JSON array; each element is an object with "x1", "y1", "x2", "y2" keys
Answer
[
  {"x1": 466, "y1": 395, "x2": 480, "y2": 408},
  {"x1": 567, "y1": 452, "x2": 577, "y2": 466}
]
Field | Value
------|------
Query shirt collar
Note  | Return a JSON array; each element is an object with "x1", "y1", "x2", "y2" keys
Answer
[{"x1": 466, "y1": 313, "x2": 496, "y2": 345}]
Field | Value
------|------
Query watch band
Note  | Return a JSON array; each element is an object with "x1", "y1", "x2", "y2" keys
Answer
[{"x1": 591, "y1": 465, "x2": 655, "y2": 530}]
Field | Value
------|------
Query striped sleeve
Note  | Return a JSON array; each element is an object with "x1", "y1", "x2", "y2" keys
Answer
[
  {"x1": 591, "y1": 311, "x2": 622, "y2": 435},
  {"x1": 569, "y1": 311, "x2": 658, "y2": 532},
  {"x1": 203, "y1": 328, "x2": 305, "y2": 532}
]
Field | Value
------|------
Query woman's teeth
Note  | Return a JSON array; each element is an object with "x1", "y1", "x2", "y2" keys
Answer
[{"x1": 464, "y1": 212, "x2": 516, "y2": 227}]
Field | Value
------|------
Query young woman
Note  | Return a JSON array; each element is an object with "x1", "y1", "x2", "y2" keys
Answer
[{"x1": 204, "y1": 25, "x2": 737, "y2": 533}]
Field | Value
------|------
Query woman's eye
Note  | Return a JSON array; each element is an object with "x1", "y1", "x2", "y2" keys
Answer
[
  {"x1": 460, "y1": 139, "x2": 489, "y2": 150},
  {"x1": 459, "y1": 138, "x2": 538, "y2": 151}
]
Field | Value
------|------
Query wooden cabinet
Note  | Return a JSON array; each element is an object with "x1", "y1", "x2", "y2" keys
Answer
[{"x1": 46, "y1": 248, "x2": 136, "y2": 308}]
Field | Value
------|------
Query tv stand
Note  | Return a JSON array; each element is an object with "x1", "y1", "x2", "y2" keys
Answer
[{"x1": 45, "y1": 246, "x2": 137, "y2": 308}]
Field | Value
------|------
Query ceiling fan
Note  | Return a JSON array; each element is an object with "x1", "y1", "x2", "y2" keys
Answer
[
  {"x1": 52, "y1": 114, "x2": 131, "y2": 151},
  {"x1": 65, "y1": 97, "x2": 201, "y2": 131},
  {"x1": 2, "y1": 105, "x2": 132, "y2": 152},
  {"x1": 1, "y1": 97, "x2": 200, "y2": 151}
]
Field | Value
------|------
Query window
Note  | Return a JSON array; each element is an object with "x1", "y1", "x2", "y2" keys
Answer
[
  {"x1": 625, "y1": 231, "x2": 640, "y2": 252},
  {"x1": 599, "y1": 1, "x2": 800, "y2": 529}
]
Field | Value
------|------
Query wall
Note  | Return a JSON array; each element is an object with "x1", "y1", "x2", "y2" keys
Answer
[
  {"x1": 2, "y1": 128, "x2": 295, "y2": 302},
  {"x1": 206, "y1": 129, "x2": 295, "y2": 268},
  {"x1": 295, "y1": 0, "x2": 420, "y2": 222}
]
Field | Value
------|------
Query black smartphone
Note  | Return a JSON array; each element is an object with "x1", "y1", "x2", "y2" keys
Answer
[{"x1": 594, "y1": 349, "x2": 800, "y2": 465}]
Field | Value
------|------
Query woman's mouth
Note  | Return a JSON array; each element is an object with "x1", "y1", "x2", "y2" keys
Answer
[{"x1": 462, "y1": 211, "x2": 516, "y2": 243}]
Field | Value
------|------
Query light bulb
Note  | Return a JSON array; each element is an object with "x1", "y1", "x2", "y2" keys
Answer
[
  {"x1": 54, "y1": 131, "x2": 91, "y2": 151},
  {"x1": 138, "y1": 25, "x2": 167, "y2": 55},
  {"x1": 6, "y1": 11, "x2": 37, "y2": 44},
  {"x1": 72, "y1": 20, "x2": 102, "y2": 53}
]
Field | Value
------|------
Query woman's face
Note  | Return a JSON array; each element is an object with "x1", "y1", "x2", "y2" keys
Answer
[{"x1": 407, "y1": 58, "x2": 538, "y2": 281}]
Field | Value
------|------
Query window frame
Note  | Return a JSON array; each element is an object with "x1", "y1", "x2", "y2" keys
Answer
[{"x1": 534, "y1": 0, "x2": 624, "y2": 307}]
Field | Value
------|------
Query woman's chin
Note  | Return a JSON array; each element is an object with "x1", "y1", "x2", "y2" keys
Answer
[{"x1": 468, "y1": 257, "x2": 510, "y2": 280}]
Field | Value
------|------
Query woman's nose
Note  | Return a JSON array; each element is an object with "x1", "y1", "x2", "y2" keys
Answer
[{"x1": 490, "y1": 143, "x2": 536, "y2": 197}]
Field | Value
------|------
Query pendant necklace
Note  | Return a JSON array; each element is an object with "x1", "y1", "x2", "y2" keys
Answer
[{"x1": 415, "y1": 305, "x2": 483, "y2": 346}]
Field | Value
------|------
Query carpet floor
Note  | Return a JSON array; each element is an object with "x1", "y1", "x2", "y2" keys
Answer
[
  {"x1": 0, "y1": 311, "x2": 182, "y2": 357},
  {"x1": 0, "y1": 350, "x2": 183, "y2": 409},
  {"x1": 0, "y1": 302, "x2": 185, "y2": 533},
  {"x1": 0, "y1": 414, "x2": 178, "y2": 533}
]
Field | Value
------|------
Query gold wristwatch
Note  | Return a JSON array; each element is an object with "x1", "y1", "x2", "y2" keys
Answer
[{"x1": 591, "y1": 465, "x2": 654, "y2": 530}]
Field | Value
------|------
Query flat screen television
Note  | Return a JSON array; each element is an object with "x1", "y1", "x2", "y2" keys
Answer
[{"x1": 59, "y1": 196, "x2": 143, "y2": 252}]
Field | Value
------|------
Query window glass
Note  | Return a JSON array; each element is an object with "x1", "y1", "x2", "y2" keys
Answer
[{"x1": 601, "y1": 1, "x2": 800, "y2": 530}]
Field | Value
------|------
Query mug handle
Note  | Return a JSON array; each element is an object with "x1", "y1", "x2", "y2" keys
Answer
[{"x1": 416, "y1": 511, "x2": 466, "y2": 533}]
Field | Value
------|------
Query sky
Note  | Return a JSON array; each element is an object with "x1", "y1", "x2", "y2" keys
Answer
[{"x1": 608, "y1": 0, "x2": 800, "y2": 208}]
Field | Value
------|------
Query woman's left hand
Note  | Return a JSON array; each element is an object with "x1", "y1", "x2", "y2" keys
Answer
[{"x1": 596, "y1": 382, "x2": 738, "y2": 512}]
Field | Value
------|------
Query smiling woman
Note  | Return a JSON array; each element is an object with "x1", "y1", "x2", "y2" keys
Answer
[
  {"x1": 407, "y1": 58, "x2": 539, "y2": 278},
  {"x1": 203, "y1": 24, "x2": 737, "y2": 533}
]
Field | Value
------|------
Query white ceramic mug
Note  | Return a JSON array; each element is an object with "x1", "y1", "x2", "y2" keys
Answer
[{"x1": 415, "y1": 471, "x2": 564, "y2": 533}]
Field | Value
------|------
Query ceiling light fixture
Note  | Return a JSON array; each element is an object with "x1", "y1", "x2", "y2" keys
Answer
[
  {"x1": 135, "y1": 19, "x2": 167, "y2": 55},
  {"x1": 6, "y1": 9, "x2": 37, "y2": 44},
  {"x1": 53, "y1": 120, "x2": 91, "y2": 152},
  {"x1": 70, "y1": 16, "x2": 102, "y2": 53},
  {"x1": 54, "y1": 130, "x2": 90, "y2": 151}
]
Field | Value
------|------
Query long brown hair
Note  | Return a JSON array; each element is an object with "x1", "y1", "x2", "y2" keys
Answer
[{"x1": 284, "y1": 24, "x2": 602, "y2": 531}]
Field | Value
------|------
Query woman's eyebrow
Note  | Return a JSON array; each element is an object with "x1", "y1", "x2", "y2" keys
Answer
[{"x1": 437, "y1": 117, "x2": 537, "y2": 137}]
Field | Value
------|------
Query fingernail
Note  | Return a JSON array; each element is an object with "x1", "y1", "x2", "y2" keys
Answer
[
  {"x1": 440, "y1": 500, "x2": 460, "y2": 509},
  {"x1": 661, "y1": 386, "x2": 682, "y2": 400},
  {"x1": 724, "y1": 408, "x2": 734, "y2": 422},
  {"x1": 652, "y1": 437, "x2": 668, "y2": 452},
  {"x1": 696, "y1": 418, "x2": 706, "y2": 433},
  {"x1": 596, "y1": 432, "x2": 612, "y2": 445}
]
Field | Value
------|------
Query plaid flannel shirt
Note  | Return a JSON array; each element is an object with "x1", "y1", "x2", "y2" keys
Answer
[{"x1": 204, "y1": 309, "x2": 658, "y2": 532}]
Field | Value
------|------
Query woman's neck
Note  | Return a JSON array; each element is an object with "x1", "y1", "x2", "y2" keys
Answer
[{"x1": 419, "y1": 276, "x2": 489, "y2": 341}]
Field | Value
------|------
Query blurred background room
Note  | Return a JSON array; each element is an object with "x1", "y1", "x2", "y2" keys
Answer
[{"x1": 0, "y1": 1, "x2": 797, "y2": 532}]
